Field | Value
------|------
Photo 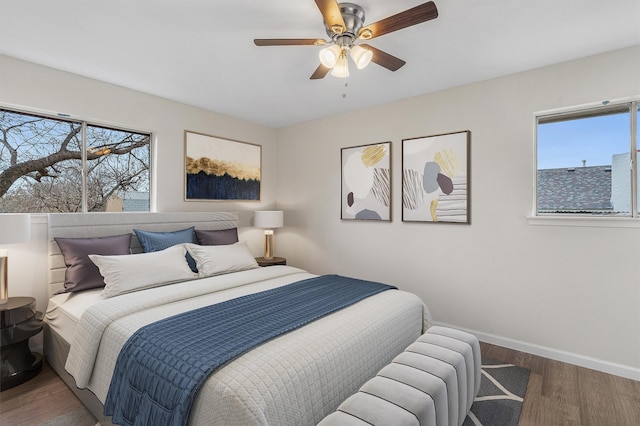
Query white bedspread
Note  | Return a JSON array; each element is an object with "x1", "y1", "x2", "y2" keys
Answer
[{"x1": 65, "y1": 266, "x2": 430, "y2": 426}]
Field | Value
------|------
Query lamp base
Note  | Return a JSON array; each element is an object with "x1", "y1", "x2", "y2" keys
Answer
[
  {"x1": 263, "y1": 230, "x2": 274, "y2": 260},
  {"x1": 0, "y1": 255, "x2": 7, "y2": 304}
]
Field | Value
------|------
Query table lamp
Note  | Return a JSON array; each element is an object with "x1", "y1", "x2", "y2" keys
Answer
[
  {"x1": 0, "y1": 214, "x2": 31, "y2": 304},
  {"x1": 254, "y1": 211, "x2": 283, "y2": 260}
]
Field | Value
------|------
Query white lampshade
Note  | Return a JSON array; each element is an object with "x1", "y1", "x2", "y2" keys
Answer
[
  {"x1": 350, "y1": 45, "x2": 372, "y2": 69},
  {"x1": 0, "y1": 214, "x2": 30, "y2": 304},
  {"x1": 254, "y1": 211, "x2": 283, "y2": 229},
  {"x1": 331, "y1": 55, "x2": 349, "y2": 78},
  {"x1": 319, "y1": 44, "x2": 341, "y2": 68},
  {"x1": 0, "y1": 214, "x2": 30, "y2": 244}
]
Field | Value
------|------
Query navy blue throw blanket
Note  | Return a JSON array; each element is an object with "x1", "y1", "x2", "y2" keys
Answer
[{"x1": 104, "y1": 274, "x2": 396, "y2": 426}]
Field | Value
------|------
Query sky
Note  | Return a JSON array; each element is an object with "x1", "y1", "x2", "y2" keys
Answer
[{"x1": 537, "y1": 110, "x2": 635, "y2": 170}]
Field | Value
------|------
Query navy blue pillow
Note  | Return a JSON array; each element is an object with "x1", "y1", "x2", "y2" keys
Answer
[{"x1": 133, "y1": 227, "x2": 198, "y2": 272}]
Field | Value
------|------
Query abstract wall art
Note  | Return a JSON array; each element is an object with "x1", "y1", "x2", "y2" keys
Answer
[
  {"x1": 185, "y1": 131, "x2": 261, "y2": 201},
  {"x1": 402, "y1": 131, "x2": 470, "y2": 223},
  {"x1": 341, "y1": 142, "x2": 391, "y2": 221}
]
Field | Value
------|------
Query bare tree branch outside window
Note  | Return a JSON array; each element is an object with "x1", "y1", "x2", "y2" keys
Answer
[{"x1": 0, "y1": 109, "x2": 150, "y2": 213}]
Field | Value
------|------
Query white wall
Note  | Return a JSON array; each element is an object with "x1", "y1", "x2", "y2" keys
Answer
[
  {"x1": 275, "y1": 45, "x2": 640, "y2": 377},
  {"x1": 0, "y1": 54, "x2": 277, "y2": 328}
]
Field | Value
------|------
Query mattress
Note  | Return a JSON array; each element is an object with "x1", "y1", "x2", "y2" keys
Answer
[{"x1": 47, "y1": 266, "x2": 430, "y2": 426}]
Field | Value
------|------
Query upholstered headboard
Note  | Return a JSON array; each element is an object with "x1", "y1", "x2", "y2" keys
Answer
[{"x1": 47, "y1": 212, "x2": 239, "y2": 297}]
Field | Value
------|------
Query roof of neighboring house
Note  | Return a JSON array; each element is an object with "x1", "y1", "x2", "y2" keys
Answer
[{"x1": 537, "y1": 166, "x2": 612, "y2": 212}]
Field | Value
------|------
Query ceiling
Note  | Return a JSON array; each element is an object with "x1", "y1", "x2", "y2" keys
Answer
[{"x1": 1, "y1": 0, "x2": 639, "y2": 128}]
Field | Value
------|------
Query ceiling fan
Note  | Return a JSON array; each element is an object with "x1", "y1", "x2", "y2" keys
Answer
[{"x1": 254, "y1": 1, "x2": 438, "y2": 79}]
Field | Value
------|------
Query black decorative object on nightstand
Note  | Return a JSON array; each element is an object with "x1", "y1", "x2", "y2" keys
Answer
[
  {"x1": 1, "y1": 297, "x2": 43, "y2": 391},
  {"x1": 255, "y1": 257, "x2": 287, "y2": 267}
]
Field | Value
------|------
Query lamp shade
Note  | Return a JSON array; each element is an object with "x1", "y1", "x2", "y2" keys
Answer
[
  {"x1": 0, "y1": 214, "x2": 30, "y2": 244},
  {"x1": 319, "y1": 44, "x2": 341, "y2": 68},
  {"x1": 254, "y1": 211, "x2": 283, "y2": 229},
  {"x1": 350, "y1": 45, "x2": 372, "y2": 69},
  {"x1": 0, "y1": 214, "x2": 29, "y2": 304},
  {"x1": 331, "y1": 55, "x2": 349, "y2": 78}
]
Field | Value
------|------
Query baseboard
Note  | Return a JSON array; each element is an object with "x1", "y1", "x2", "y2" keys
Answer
[{"x1": 433, "y1": 321, "x2": 640, "y2": 381}]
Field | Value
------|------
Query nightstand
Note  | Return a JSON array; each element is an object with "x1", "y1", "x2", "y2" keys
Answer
[
  {"x1": 1, "y1": 297, "x2": 43, "y2": 391},
  {"x1": 255, "y1": 257, "x2": 287, "y2": 267}
]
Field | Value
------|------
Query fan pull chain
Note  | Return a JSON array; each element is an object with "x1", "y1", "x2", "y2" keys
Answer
[{"x1": 342, "y1": 81, "x2": 349, "y2": 99}]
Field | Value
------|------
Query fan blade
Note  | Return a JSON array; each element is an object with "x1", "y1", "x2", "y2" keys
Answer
[
  {"x1": 314, "y1": 0, "x2": 347, "y2": 33},
  {"x1": 359, "y1": 1, "x2": 438, "y2": 40},
  {"x1": 310, "y1": 64, "x2": 331, "y2": 79},
  {"x1": 254, "y1": 39, "x2": 323, "y2": 46},
  {"x1": 361, "y1": 44, "x2": 406, "y2": 71}
]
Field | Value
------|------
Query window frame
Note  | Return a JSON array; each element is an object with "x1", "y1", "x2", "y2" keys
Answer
[
  {"x1": 0, "y1": 103, "x2": 154, "y2": 213},
  {"x1": 530, "y1": 97, "x2": 639, "y2": 228}
]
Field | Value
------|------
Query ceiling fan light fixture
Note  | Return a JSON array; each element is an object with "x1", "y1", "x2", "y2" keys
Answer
[
  {"x1": 319, "y1": 44, "x2": 341, "y2": 68},
  {"x1": 331, "y1": 54, "x2": 349, "y2": 78},
  {"x1": 349, "y1": 45, "x2": 372, "y2": 69},
  {"x1": 255, "y1": 1, "x2": 440, "y2": 80}
]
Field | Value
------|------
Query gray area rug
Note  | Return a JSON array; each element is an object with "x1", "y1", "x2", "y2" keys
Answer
[{"x1": 463, "y1": 358, "x2": 530, "y2": 426}]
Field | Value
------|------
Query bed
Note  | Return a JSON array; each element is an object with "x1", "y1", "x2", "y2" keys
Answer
[{"x1": 43, "y1": 212, "x2": 430, "y2": 426}]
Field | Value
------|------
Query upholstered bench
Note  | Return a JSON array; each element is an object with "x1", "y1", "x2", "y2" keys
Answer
[{"x1": 318, "y1": 326, "x2": 481, "y2": 426}]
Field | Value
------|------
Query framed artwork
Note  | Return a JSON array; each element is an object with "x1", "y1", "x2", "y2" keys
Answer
[
  {"x1": 402, "y1": 131, "x2": 470, "y2": 223},
  {"x1": 184, "y1": 131, "x2": 261, "y2": 201},
  {"x1": 341, "y1": 141, "x2": 391, "y2": 221}
]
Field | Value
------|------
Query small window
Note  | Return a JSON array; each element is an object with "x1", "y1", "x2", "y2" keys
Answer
[
  {"x1": 535, "y1": 101, "x2": 638, "y2": 217},
  {"x1": 0, "y1": 108, "x2": 151, "y2": 213}
]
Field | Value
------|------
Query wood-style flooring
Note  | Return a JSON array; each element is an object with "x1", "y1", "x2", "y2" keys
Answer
[
  {"x1": 480, "y1": 342, "x2": 640, "y2": 426},
  {"x1": 1, "y1": 342, "x2": 639, "y2": 425},
  {"x1": 0, "y1": 362, "x2": 84, "y2": 425}
]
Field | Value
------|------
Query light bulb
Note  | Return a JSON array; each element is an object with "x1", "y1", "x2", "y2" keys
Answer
[
  {"x1": 350, "y1": 45, "x2": 372, "y2": 69},
  {"x1": 319, "y1": 44, "x2": 341, "y2": 68}
]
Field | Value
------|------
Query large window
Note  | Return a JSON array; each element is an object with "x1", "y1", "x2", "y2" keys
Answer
[
  {"x1": 536, "y1": 100, "x2": 638, "y2": 218},
  {"x1": 0, "y1": 107, "x2": 150, "y2": 213}
]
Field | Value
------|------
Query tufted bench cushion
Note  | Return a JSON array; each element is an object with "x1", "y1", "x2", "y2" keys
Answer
[{"x1": 318, "y1": 326, "x2": 481, "y2": 426}]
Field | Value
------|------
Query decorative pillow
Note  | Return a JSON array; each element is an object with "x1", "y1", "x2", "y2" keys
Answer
[
  {"x1": 195, "y1": 228, "x2": 239, "y2": 246},
  {"x1": 134, "y1": 226, "x2": 198, "y2": 272},
  {"x1": 134, "y1": 226, "x2": 197, "y2": 251},
  {"x1": 185, "y1": 242, "x2": 259, "y2": 278},
  {"x1": 90, "y1": 244, "x2": 197, "y2": 298},
  {"x1": 54, "y1": 234, "x2": 132, "y2": 293}
]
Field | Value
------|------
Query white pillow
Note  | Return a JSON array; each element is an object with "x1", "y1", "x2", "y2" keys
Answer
[
  {"x1": 185, "y1": 242, "x2": 259, "y2": 278},
  {"x1": 90, "y1": 244, "x2": 197, "y2": 298}
]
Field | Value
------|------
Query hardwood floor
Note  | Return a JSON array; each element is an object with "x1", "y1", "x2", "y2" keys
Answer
[
  {"x1": 0, "y1": 363, "x2": 84, "y2": 425},
  {"x1": 1, "y1": 343, "x2": 639, "y2": 425},
  {"x1": 480, "y1": 342, "x2": 640, "y2": 426}
]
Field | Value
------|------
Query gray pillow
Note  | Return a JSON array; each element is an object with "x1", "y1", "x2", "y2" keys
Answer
[
  {"x1": 195, "y1": 228, "x2": 239, "y2": 245},
  {"x1": 55, "y1": 234, "x2": 132, "y2": 293}
]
